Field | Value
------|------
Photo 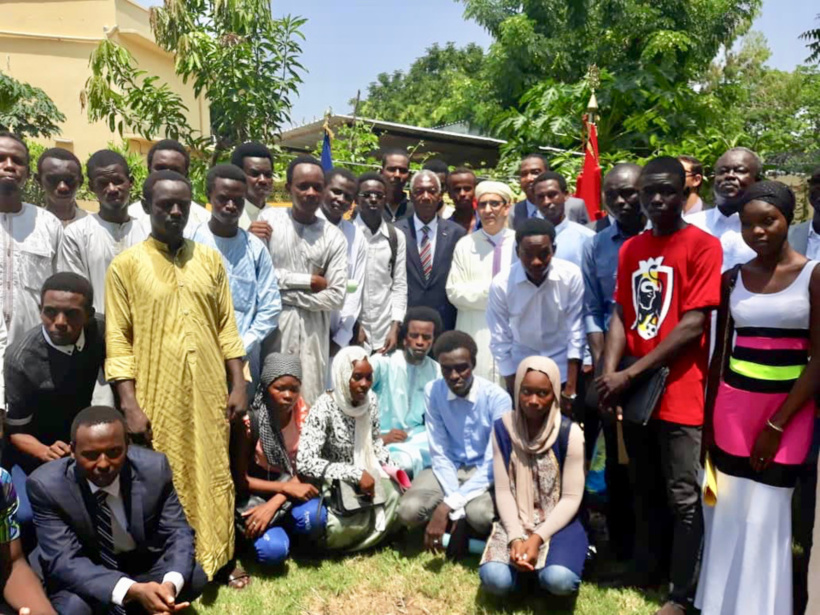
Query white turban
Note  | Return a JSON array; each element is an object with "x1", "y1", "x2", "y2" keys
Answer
[{"x1": 475, "y1": 180, "x2": 513, "y2": 204}]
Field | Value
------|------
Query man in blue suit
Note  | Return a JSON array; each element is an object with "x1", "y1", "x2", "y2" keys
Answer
[
  {"x1": 27, "y1": 406, "x2": 206, "y2": 614},
  {"x1": 397, "y1": 170, "x2": 467, "y2": 331}
]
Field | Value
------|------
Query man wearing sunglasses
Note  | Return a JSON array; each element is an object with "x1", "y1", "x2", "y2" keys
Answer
[{"x1": 35, "y1": 148, "x2": 86, "y2": 227}]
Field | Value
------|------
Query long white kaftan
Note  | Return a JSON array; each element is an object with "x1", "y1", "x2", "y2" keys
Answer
[
  {"x1": 0, "y1": 204, "x2": 62, "y2": 346},
  {"x1": 445, "y1": 228, "x2": 517, "y2": 385},
  {"x1": 257, "y1": 208, "x2": 348, "y2": 405},
  {"x1": 57, "y1": 213, "x2": 147, "y2": 314}
]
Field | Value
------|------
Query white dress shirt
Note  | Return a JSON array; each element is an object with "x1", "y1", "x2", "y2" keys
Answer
[
  {"x1": 685, "y1": 207, "x2": 754, "y2": 271},
  {"x1": 487, "y1": 258, "x2": 585, "y2": 382},
  {"x1": 88, "y1": 477, "x2": 184, "y2": 606},
  {"x1": 807, "y1": 226, "x2": 820, "y2": 261},
  {"x1": 317, "y1": 212, "x2": 367, "y2": 348},
  {"x1": 413, "y1": 214, "x2": 438, "y2": 266},
  {"x1": 355, "y1": 217, "x2": 408, "y2": 350}
]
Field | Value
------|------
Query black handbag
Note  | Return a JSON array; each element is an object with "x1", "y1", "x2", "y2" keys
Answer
[
  {"x1": 317, "y1": 465, "x2": 385, "y2": 518},
  {"x1": 618, "y1": 356, "x2": 670, "y2": 426}
]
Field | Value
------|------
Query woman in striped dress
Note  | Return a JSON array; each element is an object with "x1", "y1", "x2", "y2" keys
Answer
[{"x1": 697, "y1": 181, "x2": 820, "y2": 615}]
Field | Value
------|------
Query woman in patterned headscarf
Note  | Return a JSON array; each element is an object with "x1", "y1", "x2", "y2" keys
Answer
[
  {"x1": 479, "y1": 355, "x2": 587, "y2": 597},
  {"x1": 231, "y1": 353, "x2": 324, "y2": 573},
  {"x1": 296, "y1": 346, "x2": 402, "y2": 551}
]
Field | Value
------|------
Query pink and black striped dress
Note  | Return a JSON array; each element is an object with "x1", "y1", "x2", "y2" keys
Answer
[{"x1": 712, "y1": 261, "x2": 818, "y2": 487}]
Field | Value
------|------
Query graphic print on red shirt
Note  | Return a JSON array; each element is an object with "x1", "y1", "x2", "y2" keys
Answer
[{"x1": 615, "y1": 224, "x2": 723, "y2": 426}]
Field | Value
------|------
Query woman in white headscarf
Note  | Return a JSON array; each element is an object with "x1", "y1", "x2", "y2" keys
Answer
[
  {"x1": 446, "y1": 180, "x2": 518, "y2": 385},
  {"x1": 479, "y1": 356, "x2": 587, "y2": 597},
  {"x1": 296, "y1": 346, "x2": 402, "y2": 551}
]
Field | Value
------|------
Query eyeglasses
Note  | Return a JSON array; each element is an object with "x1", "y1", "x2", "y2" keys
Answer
[
  {"x1": 412, "y1": 187, "x2": 439, "y2": 197},
  {"x1": 477, "y1": 199, "x2": 506, "y2": 210}
]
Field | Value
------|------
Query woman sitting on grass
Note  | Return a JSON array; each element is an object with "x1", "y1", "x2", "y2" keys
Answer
[
  {"x1": 296, "y1": 346, "x2": 402, "y2": 551},
  {"x1": 231, "y1": 353, "x2": 325, "y2": 571},
  {"x1": 479, "y1": 356, "x2": 588, "y2": 597}
]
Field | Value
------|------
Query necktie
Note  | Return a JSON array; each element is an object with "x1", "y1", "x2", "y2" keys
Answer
[
  {"x1": 484, "y1": 233, "x2": 506, "y2": 277},
  {"x1": 419, "y1": 226, "x2": 432, "y2": 280},
  {"x1": 94, "y1": 491, "x2": 126, "y2": 614}
]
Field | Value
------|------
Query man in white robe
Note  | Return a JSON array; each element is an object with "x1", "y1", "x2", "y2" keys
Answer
[
  {"x1": 58, "y1": 150, "x2": 146, "y2": 314},
  {"x1": 257, "y1": 156, "x2": 348, "y2": 405},
  {"x1": 446, "y1": 181, "x2": 517, "y2": 385},
  {"x1": 0, "y1": 132, "x2": 62, "y2": 346}
]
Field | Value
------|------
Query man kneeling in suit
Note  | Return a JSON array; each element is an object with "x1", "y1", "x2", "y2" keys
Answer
[{"x1": 27, "y1": 406, "x2": 206, "y2": 614}]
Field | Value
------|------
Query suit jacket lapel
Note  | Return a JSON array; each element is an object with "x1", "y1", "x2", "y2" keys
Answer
[
  {"x1": 430, "y1": 222, "x2": 450, "y2": 284},
  {"x1": 72, "y1": 464, "x2": 100, "y2": 545},
  {"x1": 405, "y1": 222, "x2": 425, "y2": 281},
  {"x1": 121, "y1": 459, "x2": 145, "y2": 545}
]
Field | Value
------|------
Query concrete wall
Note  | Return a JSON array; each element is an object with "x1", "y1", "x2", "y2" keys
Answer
[{"x1": 0, "y1": 0, "x2": 210, "y2": 160}]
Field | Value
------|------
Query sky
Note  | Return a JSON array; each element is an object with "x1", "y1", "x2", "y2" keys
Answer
[{"x1": 141, "y1": 0, "x2": 817, "y2": 127}]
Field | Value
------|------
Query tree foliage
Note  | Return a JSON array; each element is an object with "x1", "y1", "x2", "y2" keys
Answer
[
  {"x1": 83, "y1": 0, "x2": 305, "y2": 162},
  {"x1": 0, "y1": 71, "x2": 65, "y2": 139},
  {"x1": 356, "y1": 43, "x2": 489, "y2": 128},
  {"x1": 802, "y1": 14, "x2": 820, "y2": 64}
]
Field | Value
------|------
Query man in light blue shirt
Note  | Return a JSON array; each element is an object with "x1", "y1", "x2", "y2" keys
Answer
[
  {"x1": 531, "y1": 171, "x2": 595, "y2": 268},
  {"x1": 372, "y1": 307, "x2": 443, "y2": 478},
  {"x1": 397, "y1": 331, "x2": 512, "y2": 550},
  {"x1": 190, "y1": 164, "x2": 281, "y2": 393}
]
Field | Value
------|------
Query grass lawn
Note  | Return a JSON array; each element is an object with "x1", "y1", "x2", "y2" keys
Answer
[{"x1": 189, "y1": 538, "x2": 664, "y2": 615}]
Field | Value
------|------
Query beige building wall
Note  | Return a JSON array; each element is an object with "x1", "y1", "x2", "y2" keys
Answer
[{"x1": 0, "y1": 0, "x2": 210, "y2": 160}]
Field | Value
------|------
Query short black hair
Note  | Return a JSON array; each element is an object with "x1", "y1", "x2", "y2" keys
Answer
[
  {"x1": 532, "y1": 170, "x2": 567, "y2": 193},
  {"x1": 380, "y1": 148, "x2": 409, "y2": 167},
  {"x1": 423, "y1": 159, "x2": 449, "y2": 178},
  {"x1": 36, "y1": 148, "x2": 82, "y2": 175},
  {"x1": 87, "y1": 150, "x2": 130, "y2": 180},
  {"x1": 41, "y1": 272, "x2": 94, "y2": 311},
  {"x1": 70, "y1": 406, "x2": 127, "y2": 444},
  {"x1": 520, "y1": 153, "x2": 550, "y2": 170},
  {"x1": 230, "y1": 142, "x2": 273, "y2": 168},
  {"x1": 515, "y1": 217, "x2": 556, "y2": 245},
  {"x1": 808, "y1": 167, "x2": 820, "y2": 185},
  {"x1": 641, "y1": 156, "x2": 686, "y2": 187},
  {"x1": 325, "y1": 167, "x2": 357, "y2": 186},
  {"x1": 286, "y1": 155, "x2": 323, "y2": 185},
  {"x1": 142, "y1": 169, "x2": 191, "y2": 203},
  {"x1": 433, "y1": 330, "x2": 478, "y2": 367},
  {"x1": 677, "y1": 155, "x2": 703, "y2": 176},
  {"x1": 357, "y1": 171, "x2": 387, "y2": 190},
  {"x1": 448, "y1": 167, "x2": 476, "y2": 183},
  {"x1": 206, "y1": 163, "x2": 246, "y2": 196},
  {"x1": 0, "y1": 131, "x2": 29, "y2": 164},
  {"x1": 147, "y1": 139, "x2": 190, "y2": 172},
  {"x1": 399, "y1": 306, "x2": 443, "y2": 343}
]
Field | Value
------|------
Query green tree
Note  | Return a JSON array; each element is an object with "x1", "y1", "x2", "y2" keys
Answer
[
  {"x1": 84, "y1": 0, "x2": 305, "y2": 161},
  {"x1": 356, "y1": 43, "x2": 489, "y2": 128},
  {"x1": 0, "y1": 72, "x2": 65, "y2": 138},
  {"x1": 802, "y1": 14, "x2": 820, "y2": 64}
]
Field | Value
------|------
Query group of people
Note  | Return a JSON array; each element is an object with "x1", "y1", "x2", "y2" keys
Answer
[{"x1": 0, "y1": 127, "x2": 819, "y2": 615}]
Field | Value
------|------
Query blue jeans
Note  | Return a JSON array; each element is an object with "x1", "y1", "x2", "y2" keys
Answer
[
  {"x1": 252, "y1": 498, "x2": 326, "y2": 566},
  {"x1": 479, "y1": 562, "x2": 581, "y2": 597}
]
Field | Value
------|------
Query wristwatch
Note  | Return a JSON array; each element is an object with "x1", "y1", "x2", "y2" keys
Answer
[{"x1": 561, "y1": 391, "x2": 577, "y2": 401}]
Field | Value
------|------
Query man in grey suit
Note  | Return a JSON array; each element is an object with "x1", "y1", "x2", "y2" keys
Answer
[
  {"x1": 789, "y1": 168, "x2": 820, "y2": 257},
  {"x1": 510, "y1": 153, "x2": 589, "y2": 230}
]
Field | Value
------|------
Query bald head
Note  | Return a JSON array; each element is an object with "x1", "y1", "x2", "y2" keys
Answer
[
  {"x1": 715, "y1": 148, "x2": 763, "y2": 209},
  {"x1": 603, "y1": 163, "x2": 643, "y2": 231}
]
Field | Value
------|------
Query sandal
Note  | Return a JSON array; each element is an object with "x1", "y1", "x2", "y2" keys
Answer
[{"x1": 226, "y1": 567, "x2": 251, "y2": 590}]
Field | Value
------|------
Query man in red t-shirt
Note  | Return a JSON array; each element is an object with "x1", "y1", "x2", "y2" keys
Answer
[{"x1": 596, "y1": 157, "x2": 722, "y2": 615}]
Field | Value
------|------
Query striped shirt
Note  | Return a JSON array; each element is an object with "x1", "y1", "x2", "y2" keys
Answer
[{"x1": 0, "y1": 468, "x2": 20, "y2": 543}]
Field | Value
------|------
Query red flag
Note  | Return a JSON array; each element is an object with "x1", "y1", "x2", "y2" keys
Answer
[{"x1": 575, "y1": 118, "x2": 602, "y2": 220}]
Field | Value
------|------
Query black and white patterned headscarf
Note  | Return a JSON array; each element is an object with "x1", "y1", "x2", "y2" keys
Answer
[{"x1": 251, "y1": 353, "x2": 302, "y2": 474}]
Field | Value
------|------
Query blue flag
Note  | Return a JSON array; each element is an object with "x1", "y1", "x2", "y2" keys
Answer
[{"x1": 321, "y1": 131, "x2": 333, "y2": 171}]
